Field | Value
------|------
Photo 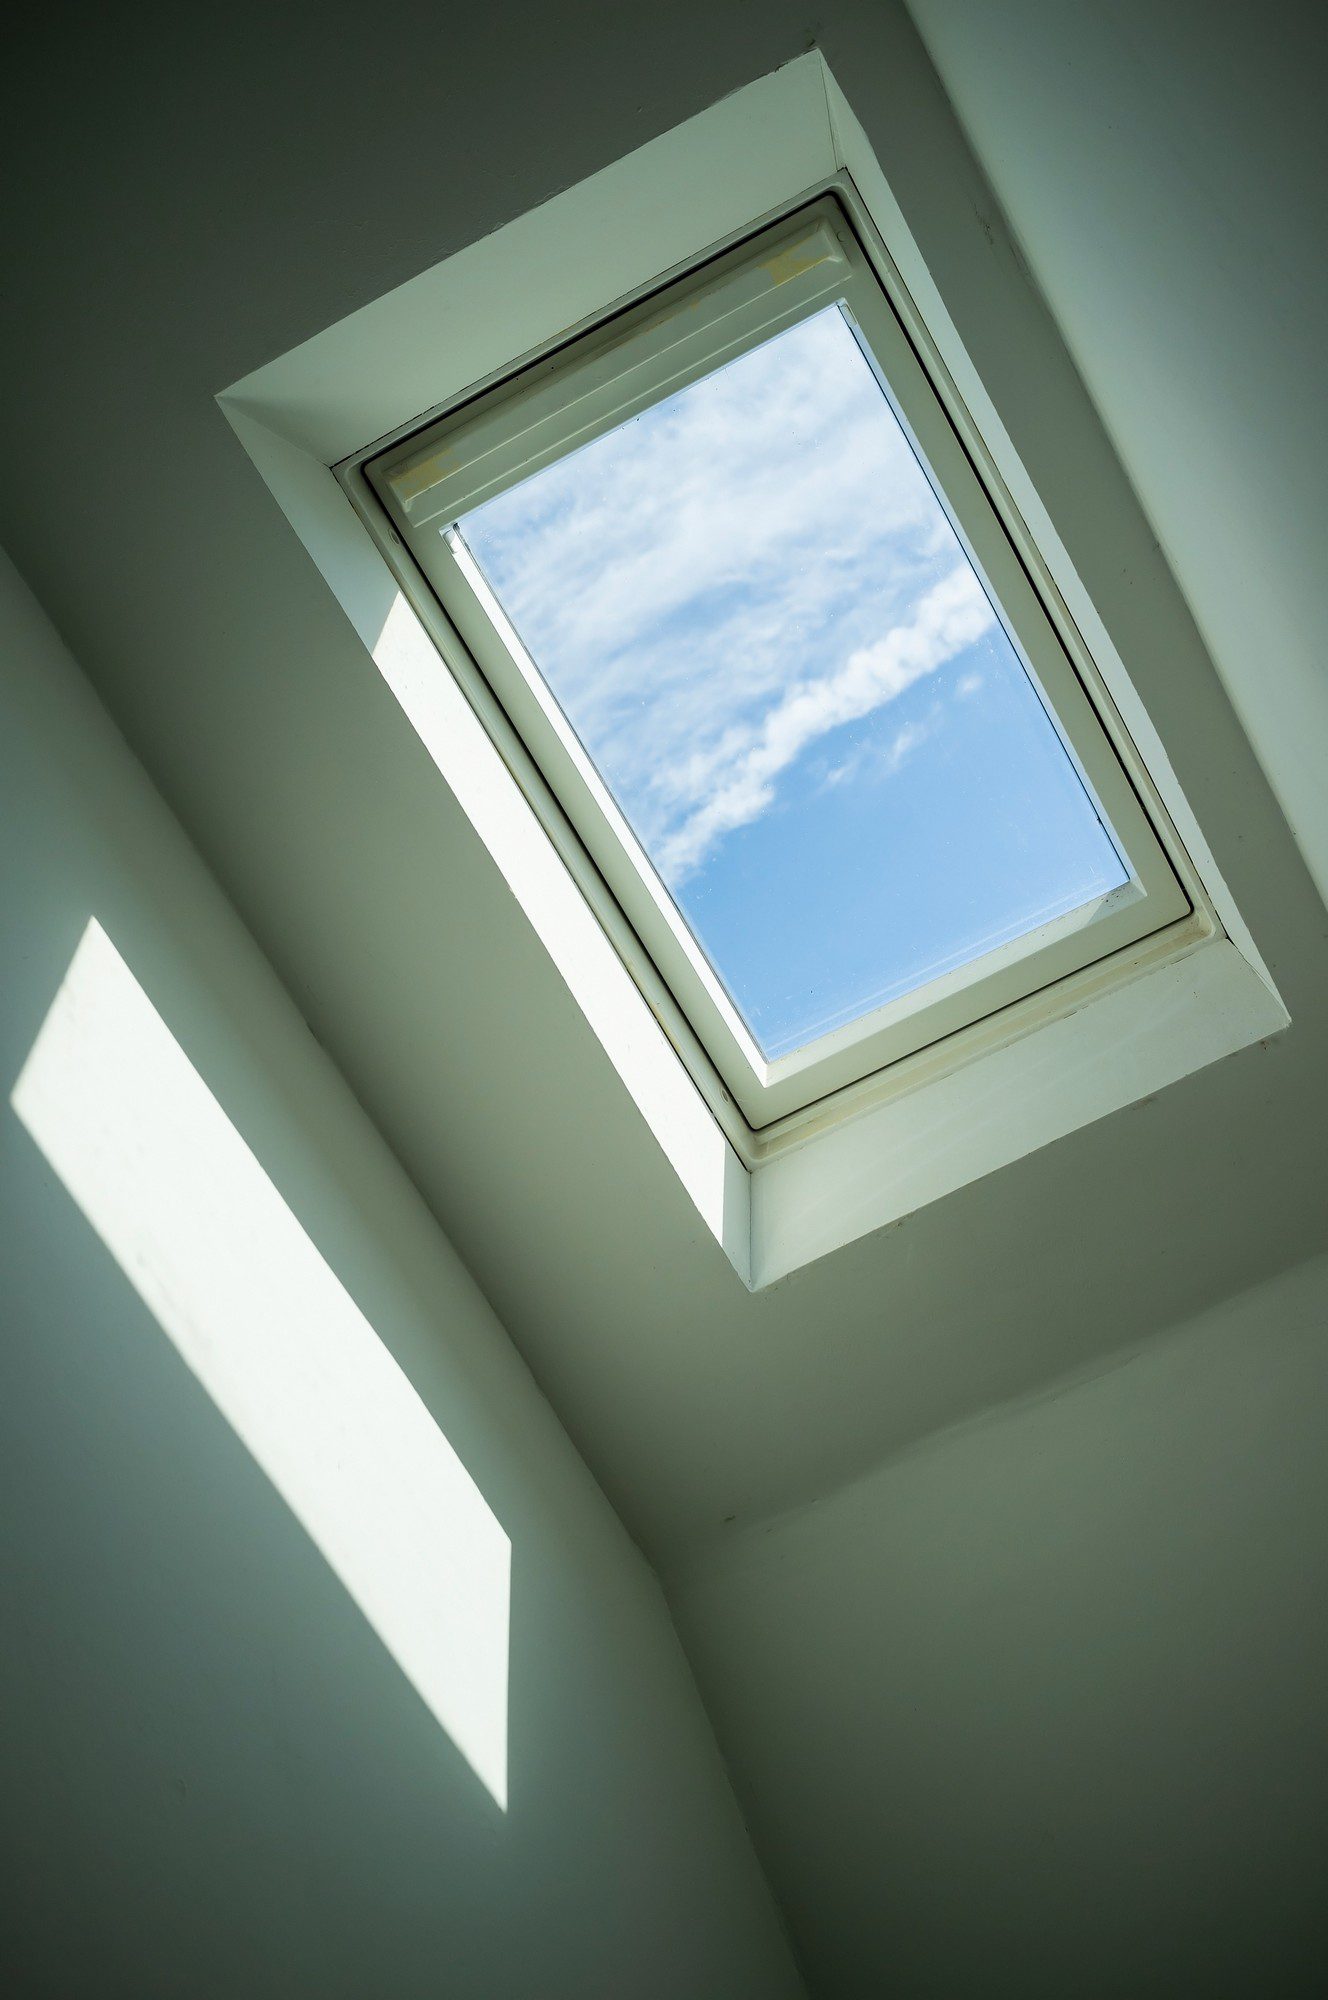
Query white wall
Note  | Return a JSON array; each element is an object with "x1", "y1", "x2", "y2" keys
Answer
[
  {"x1": 907, "y1": 0, "x2": 1328, "y2": 916},
  {"x1": 0, "y1": 545, "x2": 803, "y2": 1999},
  {"x1": 675, "y1": 1252, "x2": 1328, "y2": 1997},
  {"x1": 2, "y1": 0, "x2": 1322, "y2": 1576}
]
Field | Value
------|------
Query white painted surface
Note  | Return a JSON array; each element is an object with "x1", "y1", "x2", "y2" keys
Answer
[
  {"x1": 14, "y1": 918, "x2": 513, "y2": 1808},
  {"x1": 225, "y1": 53, "x2": 831, "y2": 464},
  {"x1": 224, "y1": 407, "x2": 750, "y2": 1278},
  {"x1": 1, "y1": 0, "x2": 1322, "y2": 1555},
  {"x1": 675, "y1": 1252, "x2": 1328, "y2": 1996},
  {"x1": 0, "y1": 548, "x2": 802, "y2": 1996},
  {"x1": 224, "y1": 56, "x2": 1284, "y2": 1293},
  {"x1": 753, "y1": 935, "x2": 1285, "y2": 1286},
  {"x1": 0, "y1": 5, "x2": 1327, "y2": 1989},
  {"x1": 907, "y1": 0, "x2": 1328, "y2": 919}
]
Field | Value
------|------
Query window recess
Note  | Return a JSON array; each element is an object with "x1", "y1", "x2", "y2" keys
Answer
[{"x1": 356, "y1": 195, "x2": 1191, "y2": 1136}]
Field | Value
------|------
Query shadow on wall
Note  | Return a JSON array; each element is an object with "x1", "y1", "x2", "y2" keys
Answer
[{"x1": 11, "y1": 917, "x2": 511, "y2": 1809}]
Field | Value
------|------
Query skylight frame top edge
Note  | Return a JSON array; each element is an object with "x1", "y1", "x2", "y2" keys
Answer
[
  {"x1": 361, "y1": 191, "x2": 1192, "y2": 1130},
  {"x1": 391, "y1": 212, "x2": 852, "y2": 533}
]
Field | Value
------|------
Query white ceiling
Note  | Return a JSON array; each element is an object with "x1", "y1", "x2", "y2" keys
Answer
[
  {"x1": 910, "y1": 0, "x2": 1328, "y2": 917},
  {"x1": 1, "y1": 0, "x2": 1325, "y2": 1578}
]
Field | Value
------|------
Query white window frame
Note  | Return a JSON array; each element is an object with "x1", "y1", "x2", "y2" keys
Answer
[
  {"x1": 349, "y1": 194, "x2": 1190, "y2": 1134},
  {"x1": 219, "y1": 52, "x2": 1285, "y2": 1285}
]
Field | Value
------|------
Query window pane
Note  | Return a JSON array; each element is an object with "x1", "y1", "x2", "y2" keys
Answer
[{"x1": 455, "y1": 306, "x2": 1128, "y2": 1060}]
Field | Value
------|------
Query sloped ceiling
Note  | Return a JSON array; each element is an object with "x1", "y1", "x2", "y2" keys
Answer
[
  {"x1": 1, "y1": 0, "x2": 1325, "y2": 1571},
  {"x1": 910, "y1": 0, "x2": 1328, "y2": 916}
]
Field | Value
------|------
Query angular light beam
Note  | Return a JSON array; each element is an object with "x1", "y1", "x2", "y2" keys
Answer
[{"x1": 12, "y1": 920, "x2": 510, "y2": 1807}]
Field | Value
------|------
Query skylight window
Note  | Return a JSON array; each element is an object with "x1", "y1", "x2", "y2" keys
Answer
[
  {"x1": 364, "y1": 199, "x2": 1188, "y2": 1130},
  {"x1": 453, "y1": 306, "x2": 1127, "y2": 1060}
]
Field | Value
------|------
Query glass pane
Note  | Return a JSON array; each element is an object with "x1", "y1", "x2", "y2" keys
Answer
[{"x1": 455, "y1": 305, "x2": 1128, "y2": 1061}]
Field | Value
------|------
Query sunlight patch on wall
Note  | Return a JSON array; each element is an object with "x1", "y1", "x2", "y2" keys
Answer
[
  {"x1": 11, "y1": 920, "x2": 510, "y2": 1807},
  {"x1": 370, "y1": 588, "x2": 750, "y2": 1274}
]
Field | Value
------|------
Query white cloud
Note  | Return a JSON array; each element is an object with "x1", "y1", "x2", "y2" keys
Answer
[
  {"x1": 656, "y1": 566, "x2": 993, "y2": 878},
  {"x1": 461, "y1": 306, "x2": 996, "y2": 885},
  {"x1": 824, "y1": 713, "x2": 936, "y2": 792}
]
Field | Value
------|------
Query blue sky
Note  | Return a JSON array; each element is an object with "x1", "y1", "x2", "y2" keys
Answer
[{"x1": 458, "y1": 306, "x2": 1126, "y2": 1059}]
